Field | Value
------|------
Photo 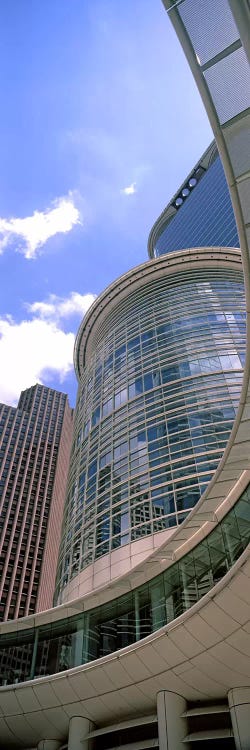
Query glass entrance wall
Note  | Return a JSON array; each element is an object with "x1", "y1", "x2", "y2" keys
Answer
[
  {"x1": 55, "y1": 261, "x2": 245, "y2": 602},
  {"x1": 1, "y1": 483, "x2": 250, "y2": 687}
]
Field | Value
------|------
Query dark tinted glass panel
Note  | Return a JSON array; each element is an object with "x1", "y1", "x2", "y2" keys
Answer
[{"x1": 154, "y1": 156, "x2": 239, "y2": 257}]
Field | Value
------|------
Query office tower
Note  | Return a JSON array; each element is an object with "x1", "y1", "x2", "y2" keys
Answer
[
  {"x1": 0, "y1": 2, "x2": 250, "y2": 749},
  {"x1": 54, "y1": 247, "x2": 245, "y2": 605},
  {"x1": 148, "y1": 142, "x2": 239, "y2": 259},
  {"x1": 0, "y1": 384, "x2": 73, "y2": 621}
]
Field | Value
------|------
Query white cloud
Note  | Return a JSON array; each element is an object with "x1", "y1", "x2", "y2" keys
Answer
[
  {"x1": 28, "y1": 292, "x2": 96, "y2": 322},
  {"x1": 0, "y1": 194, "x2": 81, "y2": 259},
  {"x1": 121, "y1": 181, "x2": 136, "y2": 195},
  {"x1": 0, "y1": 317, "x2": 75, "y2": 406},
  {"x1": 0, "y1": 291, "x2": 95, "y2": 406}
]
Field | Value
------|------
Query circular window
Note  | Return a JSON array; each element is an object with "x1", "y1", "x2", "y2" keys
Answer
[{"x1": 175, "y1": 197, "x2": 183, "y2": 207}]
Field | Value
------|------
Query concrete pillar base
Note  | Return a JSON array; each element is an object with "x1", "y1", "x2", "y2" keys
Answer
[
  {"x1": 68, "y1": 716, "x2": 95, "y2": 750},
  {"x1": 37, "y1": 742, "x2": 61, "y2": 750},
  {"x1": 228, "y1": 688, "x2": 250, "y2": 750},
  {"x1": 157, "y1": 690, "x2": 188, "y2": 750}
]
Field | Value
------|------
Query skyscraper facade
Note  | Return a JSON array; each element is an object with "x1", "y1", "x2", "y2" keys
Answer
[
  {"x1": 55, "y1": 247, "x2": 245, "y2": 605},
  {"x1": 0, "y1": 384, "x2": 73, "y2": 621},
  {"x1": 148, "y1": 142, "x2": 239, "y2": 259}
]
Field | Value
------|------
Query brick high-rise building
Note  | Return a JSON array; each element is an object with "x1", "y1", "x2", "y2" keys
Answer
[{"x1": 0, "y1": 384, "x2": 73, "y2": 621}]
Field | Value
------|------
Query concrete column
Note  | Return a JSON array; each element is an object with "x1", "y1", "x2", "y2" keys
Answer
[
  {"x1": 228, "y1": 688, "x2": 250, "y2": 750},
  {"x1": 68, "y1": 716, "x2": 95, "y2": 750},
  {"x1": 157, "y1": 690, "x2": 188, "y2": 750},
  {"x1": 37, "y1": 742, "x2": 61, "y2": 750}
]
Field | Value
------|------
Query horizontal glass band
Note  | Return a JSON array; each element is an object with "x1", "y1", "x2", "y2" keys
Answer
[{"x1": 0, "y1": 483, "x2": 249, "y2": 686}]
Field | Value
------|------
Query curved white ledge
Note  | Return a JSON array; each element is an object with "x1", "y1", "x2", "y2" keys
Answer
[{"x1": 1, "y1": 543, "x2": 250, "y2": 747}]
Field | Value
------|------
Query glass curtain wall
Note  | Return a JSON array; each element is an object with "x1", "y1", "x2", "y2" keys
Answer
[
  {"x1": 153, "y1": 154, "x2": 239, "y2": 257},
  {"x1": 1, "y1": 483, "x2": 250, "y2": 686},
  {"x1": 55, "y1": 265, "x2": 245, "y2": 601}
]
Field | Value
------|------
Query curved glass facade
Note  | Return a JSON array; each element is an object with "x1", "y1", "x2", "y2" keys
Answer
[
  {"x1": 55, "y1": 262, "x2": 245, "y2": 601},
  {"x1": 1, "y1": 482, "x2": 250, "y2": 686},
  {"x1": 152, "y1": 154, "x2": 239, "y2": 258}
]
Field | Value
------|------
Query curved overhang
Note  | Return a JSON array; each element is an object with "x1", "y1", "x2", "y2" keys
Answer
[
  {"x1": 147, "y1": 140, "x2": 218, "y2": 258},
  {"x1": 1, "y1": 541, "x2": 250, "y2": 746},
  {"x1": 158, "y1": 0, "x2": 250, "y2": 592}
]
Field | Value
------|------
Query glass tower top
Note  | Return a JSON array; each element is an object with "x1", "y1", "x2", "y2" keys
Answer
[{"x1": 148, "y1": 144, "x2": 239, "y2": 259}]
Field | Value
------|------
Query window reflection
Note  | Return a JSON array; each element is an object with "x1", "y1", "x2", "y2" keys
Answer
[
  {"x1": 1, "y1": 487, "x2": 250, "y2": 686},
  {"x1": 56, "y1": 269, "x2": 246, "y2": 596}
]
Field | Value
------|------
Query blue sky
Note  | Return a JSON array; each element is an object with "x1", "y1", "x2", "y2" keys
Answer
[{"x1": 0, "y1": 0, "x2": 212, "y2": 407}]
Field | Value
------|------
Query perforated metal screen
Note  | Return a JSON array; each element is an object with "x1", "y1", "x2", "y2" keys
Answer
[
  {"x1": 178, "y1": 0, "x2": 239, "y2": 64},
  {"x1": 205, "y1": 47, "x2": 250, "y2": 125}
]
